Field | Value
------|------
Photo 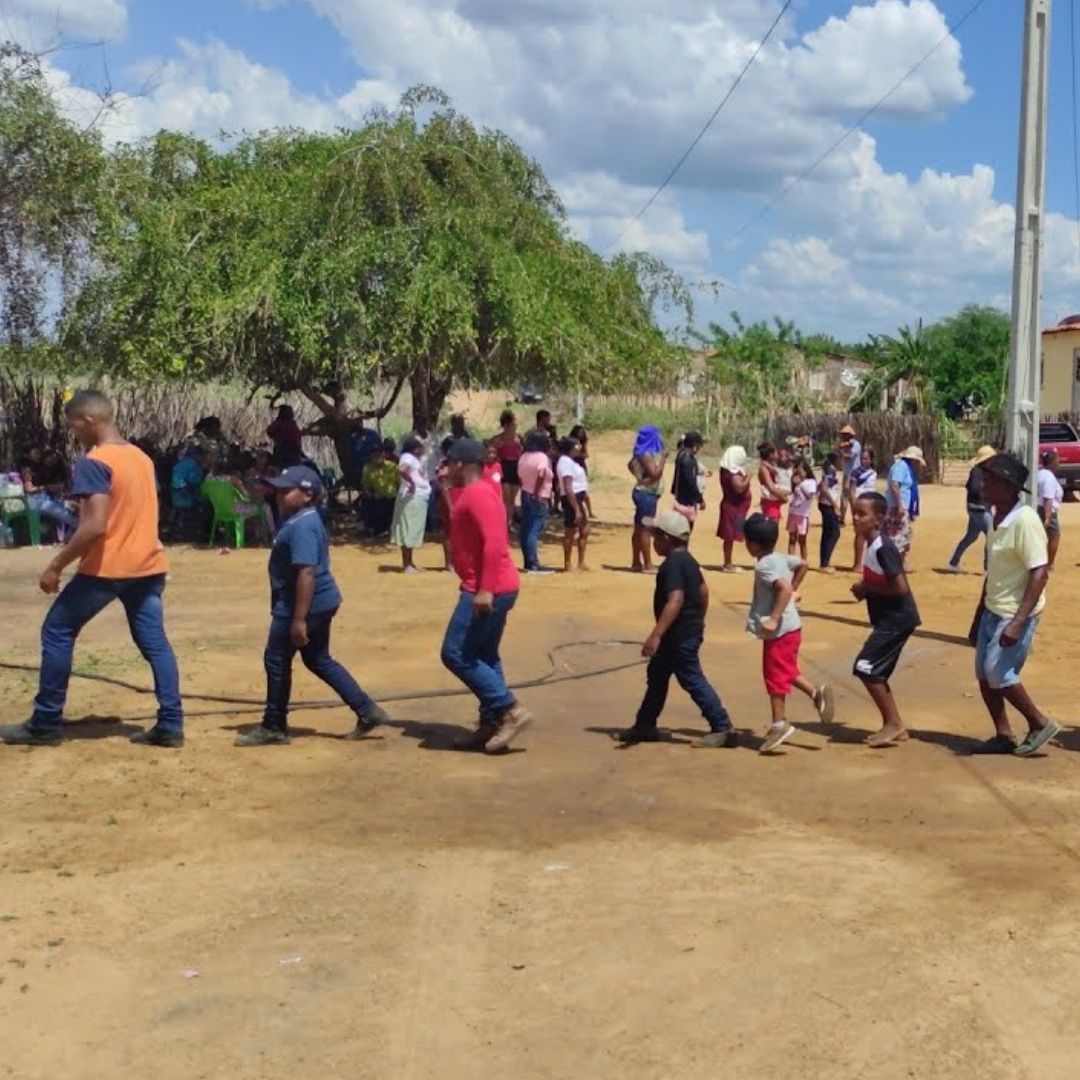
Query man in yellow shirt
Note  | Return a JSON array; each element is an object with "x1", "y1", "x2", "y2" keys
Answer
[{"x1": 968, "y1": 453, "x2": 1059, "y2": 756}]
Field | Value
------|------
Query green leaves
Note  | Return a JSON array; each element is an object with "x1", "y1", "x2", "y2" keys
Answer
[{"x1": 54, "y1": 88, "x2": 683, "y2": 428}]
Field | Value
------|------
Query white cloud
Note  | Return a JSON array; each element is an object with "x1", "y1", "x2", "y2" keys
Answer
[
  {"x1": 0, "y1": 0, "x2": 127, "y2": 44},
  {"x1": 295, "y1": 0, "x2": 970, "y2": 192},
  {"x1": 560, "y1": 172, "x2": 710, "y2": 272},
  {"x1": 17, "y1": 0, "x2": 1075, "y2": 339},
  {"x1": 44, "y1": 39, "x2": 396, "y2": 144}
]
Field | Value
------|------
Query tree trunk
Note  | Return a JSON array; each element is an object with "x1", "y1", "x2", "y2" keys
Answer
[
  {"x1": 297, "y1": 373, "x2": 407, "y2": 478},
  {"x1": 409, "y1": 363, "x2": 453, "y2": 434}
]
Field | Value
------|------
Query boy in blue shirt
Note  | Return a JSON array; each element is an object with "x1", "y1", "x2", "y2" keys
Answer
[{"x1": 235, "y1": 465, "x2": 389, "y2": 746}]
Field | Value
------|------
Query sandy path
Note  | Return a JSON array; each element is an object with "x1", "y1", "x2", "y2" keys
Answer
[{"x1": 2, "y1": 431, "x2": 1080, "y2": 1079}]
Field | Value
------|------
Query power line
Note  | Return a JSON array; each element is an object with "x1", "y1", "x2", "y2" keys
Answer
[
  {"x1": 604, "y1": 0, "x2": 795, "y2": 253},
  {"x1": 1071, "y1": 0, "x2": 1080, "y2": 264},
  {"x1": 721, "y1": 0, "x2": 995, "y2": 249}
]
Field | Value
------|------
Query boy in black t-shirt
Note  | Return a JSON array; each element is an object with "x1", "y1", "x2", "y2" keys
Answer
[
  {"x1": 851, "y1": 492, "x2": 921, "y2": 747},
  {"x1": 614, "y1": 511, "x2": 735, "y2": 747}
]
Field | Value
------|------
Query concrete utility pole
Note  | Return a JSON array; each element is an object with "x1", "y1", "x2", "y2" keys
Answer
[{"x1": 1006, "y1": 0, "x2": 1051, "y2": 503}]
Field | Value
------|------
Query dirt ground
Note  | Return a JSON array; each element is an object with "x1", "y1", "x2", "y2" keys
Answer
[{"x1": 3, "y1": 431, "x2": 1080, "y2": 1080}]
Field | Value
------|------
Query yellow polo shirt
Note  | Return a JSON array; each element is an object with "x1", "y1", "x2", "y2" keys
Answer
[{"x1": 985, "y1": 504, "x2": 1048, "y2": 618}]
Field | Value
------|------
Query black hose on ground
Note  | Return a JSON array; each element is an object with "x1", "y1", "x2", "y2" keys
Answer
[{"x1": 0, "y1": 639, "x2": 646, "y2": 718}]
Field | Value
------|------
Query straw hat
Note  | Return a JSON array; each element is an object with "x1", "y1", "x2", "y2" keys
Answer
[
  {"x1": 970, "y1": 444, "x2": 997, "y2": 466},
  {"x1": 899, "y1": 445, "x2": 926, "y2": 465}
]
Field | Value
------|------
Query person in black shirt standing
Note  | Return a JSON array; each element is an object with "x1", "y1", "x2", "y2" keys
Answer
[
  {"x1": 946, "y1": 445, "x2": 996, "y2": 572},
  {"x1": 671, "y1": 431, "x2": 706, "y2": 529},
  {"x1": 851, "y1": 492, "x2": 921, "y2": 747},
  {"x1": 614, "y1": 511, "x2": 736, "y2": 747}
]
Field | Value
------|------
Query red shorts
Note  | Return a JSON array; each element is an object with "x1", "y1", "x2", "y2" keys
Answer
[
  {"x1": 763, "y1": 629, "x2": 802, "y2": 696},
  {"x1": 762, "y1": 500, "x2": 782, "y2": 522}
]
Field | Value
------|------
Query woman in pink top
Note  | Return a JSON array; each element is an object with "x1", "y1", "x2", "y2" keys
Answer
[
  {"x1": 495, "y1": 409, "x2": 523, "y2": 529},
  {"x1": 518, "y1": 428, "x2": 555, "y2": 573}
]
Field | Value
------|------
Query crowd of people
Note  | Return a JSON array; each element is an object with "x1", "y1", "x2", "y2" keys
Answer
[
  {"x1": 0, "y1": 392, "x2": 1066, "y2": 762},
  {"x1": 384, "y1": 407, "x2": 597, "y2": 575}
]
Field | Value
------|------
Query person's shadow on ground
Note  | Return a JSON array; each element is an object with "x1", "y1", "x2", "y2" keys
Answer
[
  {"x1": 62, "y1": 715, "x2": 144, "y2": 740},
  {"x1": 395, "y1": 718, "x2": 526, "y2": 754}
]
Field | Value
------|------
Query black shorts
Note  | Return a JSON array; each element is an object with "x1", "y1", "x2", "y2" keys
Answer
[
  {"x1": 853, "y1": 623, "x2": 916, "y2": 684},
  {"x1": 500, "y1": 459, "x2": 520, "y2": 487},
  {"x1": 563, "y1": 496, "x2": 587, "y2": 528}
]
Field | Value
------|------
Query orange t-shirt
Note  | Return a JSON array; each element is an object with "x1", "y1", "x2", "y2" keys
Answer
[{"x1": 71, "y1": 443, "x2": 168, "y2": 579}]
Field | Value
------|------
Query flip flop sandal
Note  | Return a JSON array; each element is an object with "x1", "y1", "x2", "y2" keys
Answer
[
  {"x1": 865, "y1": 728, "x2": 909, "y2": 748},
  {"x1": 971, "y1": 734, "x2": 1019, "y2": 755},
  {"x1": 1013, "y1": 719, "x2": 1061, "y2": 757}
]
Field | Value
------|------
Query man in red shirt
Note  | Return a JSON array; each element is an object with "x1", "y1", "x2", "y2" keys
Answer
[{"x1": 441, "y1": 439, "x2": 534, "y2": 753}]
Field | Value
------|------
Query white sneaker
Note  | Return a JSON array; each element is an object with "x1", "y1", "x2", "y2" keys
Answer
[
  {"x1": 760, "y1": 722, "x2": 796, "y2": 754},
  {"x1": 814, "y1": 685, "x2": 835, "y2": 724}
]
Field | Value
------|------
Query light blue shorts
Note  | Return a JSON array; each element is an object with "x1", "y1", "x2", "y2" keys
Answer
[{"x1": 975, "y1": 609, "x2": 1039, "y2": 690}]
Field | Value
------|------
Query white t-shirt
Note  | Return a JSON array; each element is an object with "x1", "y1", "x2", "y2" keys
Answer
[
  {"x1": 788, "y1": 478, "x2": 817, "y2": 518},
  {"x1": 1037, "y1": 467, "x2": 1063, "y2": 513},
  {"x1": 557, "y1": 455, "x2": 588, "y2": 495},
  {"x1": 398, "y1": 452, "x2": 432, "y2": 498}
]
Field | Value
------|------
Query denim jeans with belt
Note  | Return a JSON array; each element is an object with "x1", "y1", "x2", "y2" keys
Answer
[
  {"x1": 635, "y1": 635, "x2": 731, "y2": 732},
  {"x1": 519, "y1": 493, "x2": 549, "y2": 570},
  {"x1": 440, "y1": 590, "x2": 518, "y2": 722},
  {"x1": 949, "y1": 507, "x2": 993, "y2": 569},
  {"x1": 31, "y1": 573, "x2": 183, "y2": 735},
  {"x1": 263, "y1": 607, "x2": 375, "y2": 731}
]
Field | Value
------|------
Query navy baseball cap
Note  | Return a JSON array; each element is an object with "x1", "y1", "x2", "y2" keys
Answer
[
  {"x1": 268, "y1": 465, "x2": 323, "y2": 494},
  {"x1": 447, "y1": 438, "x2": 487, "y2": 465}
]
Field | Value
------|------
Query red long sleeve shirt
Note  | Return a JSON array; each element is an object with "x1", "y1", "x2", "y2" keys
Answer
[{"x1": 450, "y1": 480, "x2": 520, "y2": 595}]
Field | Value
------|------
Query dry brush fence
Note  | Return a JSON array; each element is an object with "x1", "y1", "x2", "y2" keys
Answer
[{"x1": 764, "y1": 412, "x2": 942, "y2": 480}]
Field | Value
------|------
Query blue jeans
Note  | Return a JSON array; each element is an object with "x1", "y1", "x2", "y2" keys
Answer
[
  {"x1": 440, "y1": 590, "x2": 518, "y2": 721},
  {"x1": 519, "y1": 493, "x2": 549, "y2": 570},
  {"x1": 635, "y1": 635, "x2": 731, "y2": 732},
  {"x1": 950, "y1": 508, "x2": 992, "y2": 568},
  {"x1": 31, "y1": 573, "x2": 182, "y2": 735},
  {"x1": 263, "y1": 607, "x2": 375, "y2": 731},
  {"x1": 632, "y1": 488, "x2": 660, "y2": 526},
  {"x1": 975, "y1": 609, "x2": 1039, "y2": 690},
  {"x1": 28, "y1": 492, "x2": 78, "y2": 531}
]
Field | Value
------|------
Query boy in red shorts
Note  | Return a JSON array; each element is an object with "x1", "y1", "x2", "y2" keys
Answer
[{"x1": 744, "y1": 513, "x2": 835, "y2": 753}]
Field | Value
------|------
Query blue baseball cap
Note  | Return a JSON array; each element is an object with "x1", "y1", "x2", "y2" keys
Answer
[{"x1": 268, "y1": 465, "x2": 323, "y2": 494}]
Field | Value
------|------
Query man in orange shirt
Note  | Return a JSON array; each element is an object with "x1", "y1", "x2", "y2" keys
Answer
[{"x1": 1, "y1": 391, "x2": 185, "y2": 748}]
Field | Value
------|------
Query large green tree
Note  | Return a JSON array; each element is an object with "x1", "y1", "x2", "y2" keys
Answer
[
  {"x1": 923, "y1": 304, "x2": 1009, "y2": 413},
  {"x1": 0, "y1": 43, "x2": 106, "y2": 355},
  {"x1": 65, "y1": 87, "x2": 687, "y2": 460}
]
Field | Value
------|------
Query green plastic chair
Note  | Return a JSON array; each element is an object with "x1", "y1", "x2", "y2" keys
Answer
[
  {"x1": 1, "y1": 494, "x2": 43, "y2": 546},
  {"x1": 201, "y1": 478, "x2": 267, "y2": 549}
]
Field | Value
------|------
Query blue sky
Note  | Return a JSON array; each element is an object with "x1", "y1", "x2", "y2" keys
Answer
[{"x1": 8, "y1": 0, "x2": 1080, "y2": 340}]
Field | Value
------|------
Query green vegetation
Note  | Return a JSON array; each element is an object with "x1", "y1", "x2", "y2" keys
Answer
[{"x1": 0, "y1": 41, "x2": 1016, "y2": 468}]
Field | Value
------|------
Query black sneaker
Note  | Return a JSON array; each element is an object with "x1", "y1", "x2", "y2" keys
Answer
[
  {"x1": 971, "y1": 734, "x2": 1019, "y2": 755},
  {"x1": 0, "y1": 722, "x2": 61, "y2": 747},
  {"x1": 345, "y1": 704, "x2": 391, "y2": 740},
  {"x1": 612, "y1": 726, "x2": 661, "y2": 745},
  {"x1": 454, "y1": 723, "x2": 499, "y2": 751},
  {"x1": 129, "y1": 726, "x2": 184, "y2": 748},
  {"x1": 693, "y1": 729, "x2": 740, "y2": 749},
  {"x1": 234, "y1": 726, "x2": 291, "y2": 747}
]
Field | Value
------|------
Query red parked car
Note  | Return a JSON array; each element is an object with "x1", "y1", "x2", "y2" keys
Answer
[{"x1": 1039, "y1": 420, "x2": 1080, "y2": 492}]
